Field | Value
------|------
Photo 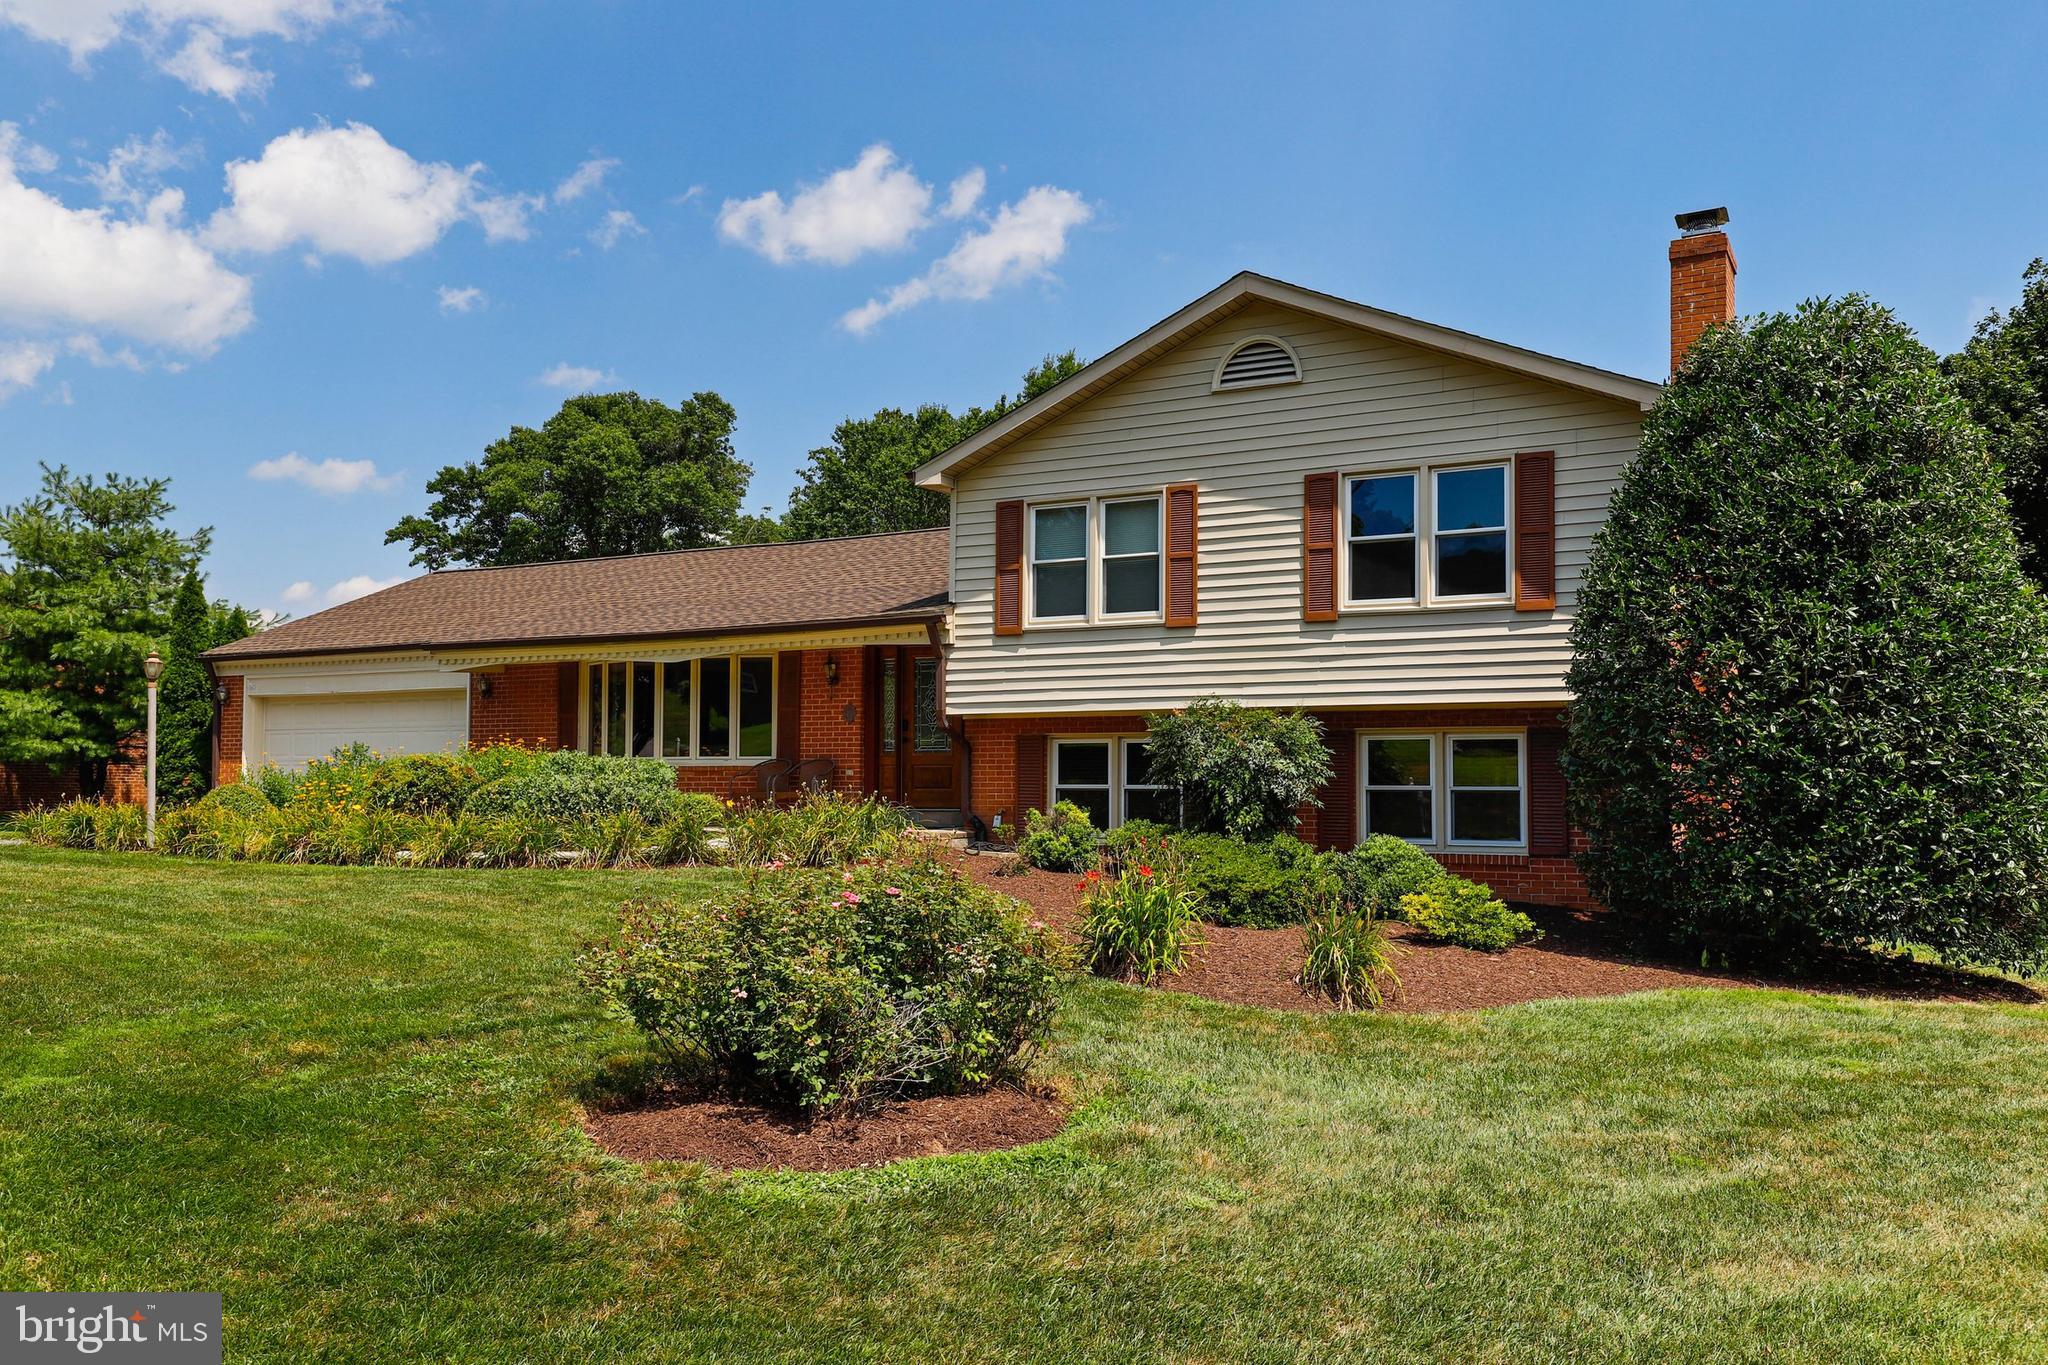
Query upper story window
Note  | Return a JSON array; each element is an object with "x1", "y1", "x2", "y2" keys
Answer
[
  {"x1": 1212, "y1": 336, "x2": 1302, "y2": 391},
  {"x1": 583, "y1": 656, "x2": 774, "y2": 762},
  {"x1": 1028, "y1": 494, "x2": 1163, "y2": 624},
  {"x1": 1434, "y1": 465, "x2": 1509, "y2": 599},
  {"x1": 1340, "y1": 461, "x2": 1511, "y2": 608}
]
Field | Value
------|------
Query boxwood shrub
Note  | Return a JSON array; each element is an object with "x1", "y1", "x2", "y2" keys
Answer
[{"x1": 1173, "y1": 832, "x2": 1332, "y2": 928}]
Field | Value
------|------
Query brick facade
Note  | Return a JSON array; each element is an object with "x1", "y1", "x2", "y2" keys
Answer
[
  {"x1": 216, "y1": 674, "x2": 244, "y2": 783},
  {"x1": 963, "y1": 705, "x2": 1596, "y2": 910},
  {"x1": 468, "y1": 663, "x2": 575, "y2": 750},
  {"x1": 0, "y1": 735, "x2": 145, "y2": 812}
]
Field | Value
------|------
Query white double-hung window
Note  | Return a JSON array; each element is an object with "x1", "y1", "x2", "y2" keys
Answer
[
  {"x1": 1051, "y1": 736, "x2": 1177, "y2": 828},
  {"x1": 1360, "y1": 731, "x2": 1526, "y2": 849},
  {"x1": 582, "y1": 657, "x2": 775, "y2": 762},
  {"x1": 1432, "y1": 464, "x2": 1509, "y2": 600},
  {"x1": 1339, "y1": 461, "x2": 1512, "y2": 607},
  {"x1": 1028, "y1": 494, "x2": 1162, "y2": 624}
]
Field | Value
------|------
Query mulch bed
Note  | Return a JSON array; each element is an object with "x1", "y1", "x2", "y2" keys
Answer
[
  {"x1": 584, "y1": 1084, "x2": 1068, "y2": 1172},
  {"x1": 953, "y1": 851, "x2": 2045, "y2": 1014}
]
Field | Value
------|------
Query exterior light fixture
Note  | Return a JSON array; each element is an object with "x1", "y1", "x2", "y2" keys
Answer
[
  {"x1": 142, "y1": 650, "x2": 163, "y2": 848},
  {"x1": 824, "y1": 654, "x2": 839, "y2": 686},
  {"x1": 478, "y1": 674, "x2": 494, "y2": 700}
]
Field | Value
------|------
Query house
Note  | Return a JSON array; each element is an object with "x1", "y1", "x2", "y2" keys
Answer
[{"x1": 194, "y1": 215, "x2": 1739, "y2": 909}]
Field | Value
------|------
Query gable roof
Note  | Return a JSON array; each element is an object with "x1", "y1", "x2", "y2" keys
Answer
[
  {"x1": 206, "y1": 528, "x2": 951, "y2": 662},
  {"x1": 913, "y1": 271, "x2": 1662, "y2": 490}
]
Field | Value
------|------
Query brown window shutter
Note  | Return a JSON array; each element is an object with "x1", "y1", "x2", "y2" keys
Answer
[
  {"x1": 1014, "y1": 733, "x2": 1047, "y2": 817},
  {"x1": 1320, "y1": 726, "x2": 1356, "y2": 851},
  {"x1": 1164, "y1": 482, "x2": 1199, "y2": 627},
  {"x1": 1515, "y1": 452, "x2": 1557, "y2": 611},
  {"x1": 776, "y1": 651, "x2": 803, "y2": 762},
  {"x1": 1302, "y1": 472, "x2": 1339, "y2": 621},
  {"x1": 994, "y1": 500, "x2": 1025, "y2": 636},
  {"x1": 1527, "y1": 726, "x2": 1568, "y2": 856}
]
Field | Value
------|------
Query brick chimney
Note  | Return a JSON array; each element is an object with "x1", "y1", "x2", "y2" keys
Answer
[{"x1": 1668, "y1": 207, "x2": 1735, "y2": 373}]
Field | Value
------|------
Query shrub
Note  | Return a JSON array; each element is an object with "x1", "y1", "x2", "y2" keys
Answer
[
  {"x1": 1299, "y1": 900, "x2": 1400, "y2": 1009},
  {"x1": 1077, "y1": 861, "x2": 1204, "y2": 983},
  {"x1": 157, "y1": 804, "x2": 247, "y2": 860},
  {"x1": 1100, "y1": 818, "x2": 1174, "y2": 872},
  {"x1": 247, "y1": 763, "x2": 303, "y2": 808},
  {"x1": 1174, "y1": 832, "x2": 1331, "y2": 927},
  {"x1": 1569, "y1": 297, "x2": 2048, "y2": 970},
  {"x1": 1323, "y1": 835, "x2": 1447, "y2": 914},
  {"x1": 1398, "y1": 880, "x2": 1538, "y2": 952},
  {"x1": 1142, "y1": 699, "x2": 1331, "y2": 840},
  {"x1": 44, "y1": 801, "x2": 102, "y2": 849},
  {"x1": 1017, "y1": 800, "x2": 1102, "y2": 872},
  {"x1": 578, "y1": 853, "x2": 1069, "y2": 1112},
  {"x1": 648, "y1": 794, "x2": 723, "y2": 866},
  {"x1": 90, "y1": 802, "x2": 148, "y2": 852},
  {"x1": 722, "y1": 792, "x2": 912, "y2": 868},
  {"x1": 367, "y1": 753, "x2": 481, "y2": 815},
  {"x1": 461, "y1": 748, "x2": 682, "y2": 823},
  {"x1": 193, "y1": 782, "x2": 275, "y2": 819}
]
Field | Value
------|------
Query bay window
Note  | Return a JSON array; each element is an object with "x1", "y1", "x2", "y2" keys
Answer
[
  {"x1": 1360, "y1": 730, "x2": 1525, "y2": 849},
  {"x1": 1028, "y1": 493, "x2": 1163, "y2": 624},
  {"x1": 582, "y1": 656, "x2": 775, "y2": 761}
]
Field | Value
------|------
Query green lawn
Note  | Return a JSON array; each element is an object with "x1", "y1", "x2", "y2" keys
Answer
[{"x1": 4, "y1": 847, "x2": 2048, "y2": 1362}]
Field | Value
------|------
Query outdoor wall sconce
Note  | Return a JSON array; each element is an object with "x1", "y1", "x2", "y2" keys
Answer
[
  {"x1": 215, "y1": 683, "x2": 228, "y2": 702},
  {"x1": 478, "y1": 675, "x2": 494, "y2": 699},
  {"x1": 824, "y1": 654, "x2": 840, "y2": 686}
]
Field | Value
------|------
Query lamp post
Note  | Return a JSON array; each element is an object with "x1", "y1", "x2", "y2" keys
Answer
[{"x1": 142, "y1": 649, "x2": 163, "y2": 848}]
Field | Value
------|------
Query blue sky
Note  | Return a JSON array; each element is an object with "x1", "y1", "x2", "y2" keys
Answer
[{"x1": 2, "y1": 1, "x2": 2044, "y2": 618}]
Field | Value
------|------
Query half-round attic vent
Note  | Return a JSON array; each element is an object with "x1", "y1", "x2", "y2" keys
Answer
[{"x1": 1213, "y1": 336, "x2": 1301, "y2": 391}]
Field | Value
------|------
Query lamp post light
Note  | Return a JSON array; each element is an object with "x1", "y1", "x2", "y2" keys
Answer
[{"x1": 142, "y1": 649, "x2": 163, "y2": 848}]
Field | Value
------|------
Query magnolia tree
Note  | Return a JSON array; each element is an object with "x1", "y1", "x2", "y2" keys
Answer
[{"x1": 1567, "y1": 297, "x2": 2048, "y2": 970}]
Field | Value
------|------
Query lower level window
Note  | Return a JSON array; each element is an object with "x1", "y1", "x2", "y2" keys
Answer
[
  {"x1": 583, "y1": 656, "x2": 775, "y2": 761},
  {"x1": 1052, "y1": 737, "x2": 1178, "y2": 829},
  {"x1": 1360, "y1": 731, "x2": 1524, "y2": 848}
]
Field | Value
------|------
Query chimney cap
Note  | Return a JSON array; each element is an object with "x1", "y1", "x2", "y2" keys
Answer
[{"x1": 1674, "y1": 206, "x2": 1730, "y2": 236}]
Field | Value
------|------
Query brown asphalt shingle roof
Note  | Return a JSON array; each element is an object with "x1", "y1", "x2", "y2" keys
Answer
[{"x1": 205, "y1": 528, "x2": 951, "y2": 661}]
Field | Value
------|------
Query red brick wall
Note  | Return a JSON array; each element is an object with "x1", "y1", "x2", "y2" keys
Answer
[
  {"x1": 1, "y1": 735, "x2": 148, "y2": 812},
  {"x1": 216, "y1": 675, "x2": 244, "y2": 782},
  {"x1": 468, "y1": 663, "x2": 568, "y2": 748},
  {"x1": 963, "y1": 705, "x2": 1596, "y2": 910},
  {"x1": 793, "y1": 647, "x2": 868, "y2": 793}
]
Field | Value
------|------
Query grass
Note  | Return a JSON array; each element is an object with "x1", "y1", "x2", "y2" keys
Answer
[{"x1": 4, "y1": 846, "x2": 2048, "y2": 1362}]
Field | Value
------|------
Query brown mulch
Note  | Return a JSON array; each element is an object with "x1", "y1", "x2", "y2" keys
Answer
[
  {"x1": 584, "y1": 1084, "x2": 1068, "y2": 1172},
  {"x1": 952, "y1": 850, "x2": 2046, "y2": 1015}
]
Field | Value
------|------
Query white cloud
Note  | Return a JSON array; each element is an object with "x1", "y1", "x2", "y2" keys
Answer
[
  {"x1": 941, "y1": 167, "x2": 984, "y2": 219},
  {"x1": 84, "y1": 129, "x2": 197, "y2": 210},
  {"x1": 248, "y1": 451, "x2": 400, "y2": 495},
  {"x1": 537, "y1": 362, "x2": 610, "y2": 389},
  {"x1": 553, "y1": 155, "x2": 617, "y2": 205},
  {"x1": 344, "y1": 63, "x2": 373, "y2": 88},
  {"x1": 718, "y1": 144, "x2": 934, "y2": 265},
  {"x1": 44, "y1": 378, "x2": 74, "y2": 405},
  {"x1": 841, "y1": 185, "x2": 1092, "y2": 334},
  {"x1": 668, "y1": 184, "x2": 704, "y2": 206},
  {"x1": 0, "y1": 340, "x2": 57, "y2": 400},
  {"x1": 589, "y1": 208, "x2": 643, "y2": 250},
  {"x1": 275, "y1": 572, "x2": 404, "y2": 607},
  {"x1": 0, "y1": 123, "x2": 57, "y2": 176},
  {"x1": 205, "y1": 123, "x2": 538, "y2": 264},
  {"x1": 161, "y1": 25, "x2": 269, "y2": 101},
  {"x1": 0, "y1": 0, "x2": 391, "y2": 99},
  {"x1": 0, "y1": 133, "x2": 254, "y2": 358},
  {"x1": 436, "y1": 284, "x2": 484, "y2": 314}
]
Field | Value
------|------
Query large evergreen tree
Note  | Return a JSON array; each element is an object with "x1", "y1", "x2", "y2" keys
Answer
[
  {"x1": 386, "y1": 391, "x2": 751, "y2": 569},
  {"x1": 1567, "y1": 298, "x2": 2048, "y2": 971},
  {"x1": 1948, "y1": 257, "x2": 2048, "y2": 580},
  {"x1": 781, "y1": 351, "x2": 1085, "y2": 540},
  {"x1": 155, "y1": 571, "x2": 214, "y2": 805},
  {"x1": 0, "y1": 465, "x2": 208, "y2": 796}
]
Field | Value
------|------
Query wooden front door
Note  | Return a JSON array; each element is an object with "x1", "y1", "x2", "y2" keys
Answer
[{"x1": 895, "y1": 647, "x2": 960, "y2": 810}]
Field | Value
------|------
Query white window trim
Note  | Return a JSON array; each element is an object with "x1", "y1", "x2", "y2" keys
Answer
[
  {"x1": 1210, "y1": 334, "x2": 1304, "y2": 392},
  {"x1": 1049, "y1": 735, "x2": 1168, "y2": 829},
  {"x1": 1430, "y1": 462, "x2": 1513, "y2": 605},
  {"x1": 1025, "y1": 492, "x2": 1166, "y2": 628},
  {"x1": 1336, "y1": 458, "x2": 1515, "y2": 613},
  {"x1": 1341, "y1": 470, "x2": 1421, "y2": 608},
  {"x1": 578, "y1": 655, "x2": 777, "y2": 766},
  {"x1": 1357, "y1": 728, "x2": 1528, "y2": 853},
  {"x1": 1097, "y1": 495, "x2": 1165, "y2": 622}
]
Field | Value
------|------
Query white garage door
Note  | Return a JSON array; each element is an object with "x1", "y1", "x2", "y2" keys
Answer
[{"x1": 256, "y1": 690, "x2": 468, "y2": 772}]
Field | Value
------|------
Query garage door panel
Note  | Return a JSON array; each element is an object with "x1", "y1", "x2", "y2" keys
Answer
[{"x1": 257, "y1": 690, "x2": 468, "y2": 771}]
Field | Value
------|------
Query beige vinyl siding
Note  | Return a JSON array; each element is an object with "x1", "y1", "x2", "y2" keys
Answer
[{"x1": 947, "y1": 301, "x2": 1642, "y2": 714}]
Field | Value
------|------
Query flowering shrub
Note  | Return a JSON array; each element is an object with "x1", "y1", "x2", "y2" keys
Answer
[
  {"x1": 577, "y1": 853, "x2": 1070, "y2": 1112},
  {"x1": 1016, "y1": 801, "x2": 1102, "y2": 872},
  {"x1": 1077, "y1": 857, "x2": 1204, "y2": 983},
  {"x1": 1299, "y1": 897, "x2": 1399, "y2": 1009},
  {"x1": 1398, "y1": 880, "x2": 1538, "y2": 952}
]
